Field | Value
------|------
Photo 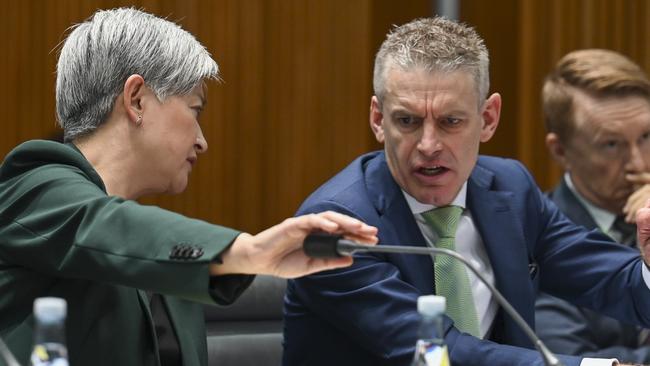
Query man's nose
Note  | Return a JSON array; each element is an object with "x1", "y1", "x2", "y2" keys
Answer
[
  {"x1": 417, "y1": 122, "x2": 442, "y2": 156},
  {"x1": 626, "y1": 143, "x2": 647, "y2": 173}
]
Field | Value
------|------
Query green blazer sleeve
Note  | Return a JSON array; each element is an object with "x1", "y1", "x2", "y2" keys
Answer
[
  {"x1": 0, "y1": 140, "x2": 250, "y2": 304},
  {"x1": 0, "y1": 140, "x2": 255, "y2": 366}
]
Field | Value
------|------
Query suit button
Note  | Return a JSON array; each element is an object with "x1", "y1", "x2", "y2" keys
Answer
[
  {"x1": 190, "y1": 247, "x2": 203, "y2": 259},
  {"x1": 180, "y1": 246, "x2": 191, "y2": 259},
  {"x1": 169, "y1": 245, "x2": 181, "y2": 259}
]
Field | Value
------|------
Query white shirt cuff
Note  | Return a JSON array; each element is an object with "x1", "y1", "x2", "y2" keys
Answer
[
  {"x1": 580, "y1": 358, "x2": 618, "y2": 366},
  {"x1": 643, "y1": 262, "x2": 650, "y2": 289}
]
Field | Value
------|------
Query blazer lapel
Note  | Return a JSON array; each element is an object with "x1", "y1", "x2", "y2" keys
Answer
[
  {"x1": 137, "y1": 292, "x2": 205, "y2": 366},
  {"x1": 467, "y1": 164, "x2": 536, "y2": 346},
  {"x1": 365, "y1": 153, "x2": 435, "y2": 293},
  {"x1": 137, "y1": 290, "x2": 162, "y2": 365},
  {"x1": 548, "y1": 176, "x2": 599, "y2": 231},
  {"x1": 163, "y1": 295, "x2": 206, "y2": 366}
]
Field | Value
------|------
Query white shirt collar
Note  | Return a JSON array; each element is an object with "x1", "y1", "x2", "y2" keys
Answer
[
  {"x1": 401, "y1": 182, "x2": 468, "y2": 215},
  {"x1": 564, "y1": 173, "x2": 616, "y2": 232}
]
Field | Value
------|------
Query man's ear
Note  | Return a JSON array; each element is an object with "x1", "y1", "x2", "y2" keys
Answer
[
  {"x1": 370, "y1": 96, "x2": 385, "y2": 143},
  {"x1": 122, "y1": 74, "x2": 146, "y2": 125},
  {"x1": 546, "y1": 132, "x2": 569, "y2": 170},
  {"x1": 480, "y1": 93, "x2": 501, "y2": 143}
]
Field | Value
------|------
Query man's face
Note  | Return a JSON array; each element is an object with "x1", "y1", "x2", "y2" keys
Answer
[
  {"x1": 370, "y1": 67, "x2": 500, "y2": 206},
  {"x1": 557, "y1": 92, "x2": 650, "y2": 213}
]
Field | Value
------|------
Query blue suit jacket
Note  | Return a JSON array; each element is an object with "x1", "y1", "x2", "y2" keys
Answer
[
  {"x1": 283, "y1": 151, "x2": 650, "y2": 366},
  {"x1": 535, "y1": 177, "x2": 650, "y2": 362}
]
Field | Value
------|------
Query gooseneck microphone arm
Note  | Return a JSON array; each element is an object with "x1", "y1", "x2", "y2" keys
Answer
[{"x1": 303, "y1": 232, "x2": 565, "y2": 366}]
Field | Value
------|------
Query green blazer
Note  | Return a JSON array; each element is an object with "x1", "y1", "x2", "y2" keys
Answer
[{"x1": 0, "y1": 140, "x2": 253, "y2": 365}]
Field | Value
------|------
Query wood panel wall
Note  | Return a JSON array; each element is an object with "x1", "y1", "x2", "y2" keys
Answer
[
  {"x1": 0, "y1": 0, "x2": 430, "y2": 234},
  {"x1": 4, "y1": 1, "x2": 648, "y2": 234}
]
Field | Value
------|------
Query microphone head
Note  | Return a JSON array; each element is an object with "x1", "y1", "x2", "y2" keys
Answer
[{"x1": 303, "y1": 232, "x2": 343, "y2": 258}]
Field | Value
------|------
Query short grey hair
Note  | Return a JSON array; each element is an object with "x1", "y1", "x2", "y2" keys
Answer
[
  {"x1": 56, "y1": 7, "x2": 219, "y2": 141},
  {"x1": 373, "y1": 17, "x2": 490, "y2": 107}
]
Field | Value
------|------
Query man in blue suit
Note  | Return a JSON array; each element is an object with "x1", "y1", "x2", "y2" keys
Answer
[
  {"x1": 535, "y1": 49, "x2": 650, "y2": 362},
  {"x1": 283, "y1": 17, "x2": 650, "y2": 366}
]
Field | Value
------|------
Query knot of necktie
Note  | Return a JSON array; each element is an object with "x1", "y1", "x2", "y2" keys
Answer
[{"x1": 422, "y1": 205, "x2": 463, "y2": 239}]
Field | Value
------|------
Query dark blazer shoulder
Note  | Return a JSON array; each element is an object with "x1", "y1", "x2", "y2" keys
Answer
[
  {"x1": 474, "y1": 155, "x2": 537, "y2": 189},
  {"x1": 0, "y1": 139, "x2": 105, "y2": 191},
  {"x1": 297, "y1": 151, "x2": 386, "y2": 219}
]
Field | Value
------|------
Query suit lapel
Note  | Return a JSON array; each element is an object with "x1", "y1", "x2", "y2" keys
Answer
[
  {"x1": 136, "y1": 292, "x2": 204, "y2": 366},
  {"x1": 137, "y1": 289, "x2": 162, "y2": 365},
  {"x1": 378, "y1": 197, "x2": 434, "y2": 293},
  {"x1": 163, "y1": 295, "x2": 205, "y2": 366},
  {"x1": 467, "y1": 164, "x2": 536, "y2": 343},
  {"x1": 365, "y1": 153, "x2": 435, "y2": 293},
  {"x1": 548, "y1": 176, "x2": 599, "y2": 231}
]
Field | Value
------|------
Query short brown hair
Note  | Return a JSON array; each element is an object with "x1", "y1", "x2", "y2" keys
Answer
[{"x1": 542, "y1": 49, "x2": 650, "y2": 143}]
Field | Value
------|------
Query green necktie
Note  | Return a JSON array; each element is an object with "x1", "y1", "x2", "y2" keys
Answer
[{"x1": 422, "y1": 205, "x2": 480, "y2": 337}]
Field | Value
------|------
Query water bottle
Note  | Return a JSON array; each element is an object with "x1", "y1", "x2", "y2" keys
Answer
[
  {"x1": 30, "y1": 297, "x2": 69, "y2": 366},
  {"x1": 411, "y1": 295, "x2": 450, "y2": 366}
]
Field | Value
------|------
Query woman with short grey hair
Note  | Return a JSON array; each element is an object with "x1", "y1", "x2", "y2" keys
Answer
[{"x1": 0, "y1": 8, "x2": 377, "y2": 366}]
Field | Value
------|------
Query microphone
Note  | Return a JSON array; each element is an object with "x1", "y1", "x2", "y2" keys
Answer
[{"x1": 303, "y1": 232, "x2": 565, "y2": 366}]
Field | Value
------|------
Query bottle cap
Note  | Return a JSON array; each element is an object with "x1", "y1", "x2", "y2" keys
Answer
[
  {"x1": 33, "y1": 297, "x2": 67, "y2": 322},
  {"x1": 417, "y1": 295, "x2": 446, "y2": 317}
]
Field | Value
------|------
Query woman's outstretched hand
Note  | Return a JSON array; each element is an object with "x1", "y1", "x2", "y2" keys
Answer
[{"x1": 211, "y1": 211, "x2": 378, "y2": 278}]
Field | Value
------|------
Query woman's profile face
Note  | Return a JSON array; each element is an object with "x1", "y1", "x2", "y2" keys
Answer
[{"x1": 138, "y1": 83, "x2": 208, "y2": 195}]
